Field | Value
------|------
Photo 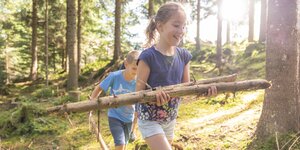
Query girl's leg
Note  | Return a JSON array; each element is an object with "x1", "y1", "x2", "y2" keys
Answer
[
  {"x1": 145, "y1": 134, "x2": 172, "y2": 150},
  {"x1": 115, "y1": 145, "x2": 125, "y2": 150},
  {"x1": 138, "y1": 119, "x2": 175, "y2": 150}
]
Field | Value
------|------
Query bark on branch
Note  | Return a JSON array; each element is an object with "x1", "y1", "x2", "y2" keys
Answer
[
  {"x1": 88, "y1": 111, "x2": 109, "y2": 150},
  {"x1": 47, "y1": 78, "x2": 270, "y2": 114}
]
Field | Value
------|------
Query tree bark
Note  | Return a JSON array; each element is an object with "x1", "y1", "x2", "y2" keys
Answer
[
  {"x1": 195, "y1": 0, "x2": 201, "y2": 51},
  {"x1": 113, "y1": 0, "x2": 121, "y2": 62},
  {"x1": 45, "y1": 0, "x2": 49, "y2": 86},
  {"x1": 148, "y1": 0, "x2": 154, "y2": 18},
  {"x1": 165, "y1": 74, "x2": 237, "y2": 89},
  {"x1": 259, "y1": 0, "x2": 267, "y2": 42},
  {"x1": 77, "y1": 0, "x2": 81, "y2": 74},
  {"x1": 216, "y1": 0, "x2": 223, "y2": 74},
  {"x1": 255, "y1": 0, "x2": 300, "y2": 139},
  {"x1": 226, "y1": 21, "x2": 230, "y2": 44},
  {"x1": 5, "y1": 39, "x2": 10, "y2": 85},
  {"x1": 248, "y1": 0, "x2": 255, "y2": 42},
  {"x1": 66, "y1": 0, "x2": 78, "y2": 91},
  {"x1": 30, "y1": 0, "x2": 38, "y2": 81},
  {"x1": 47, "y1": 79, "x2": 270, "y2": 114}
]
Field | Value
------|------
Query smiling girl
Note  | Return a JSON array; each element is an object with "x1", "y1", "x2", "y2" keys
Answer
[{"x1": 136, "y1": 2, "x2": 217, "y2": 150}]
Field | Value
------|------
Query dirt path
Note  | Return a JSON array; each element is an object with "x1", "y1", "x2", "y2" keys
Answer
[{"x1": 175, "y1": 92, "x2": 263, "y2": 149}]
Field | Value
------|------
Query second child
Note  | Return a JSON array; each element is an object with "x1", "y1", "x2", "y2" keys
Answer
[{"x1": 90, "y1": 50, "x2": 140, "y2": 150}]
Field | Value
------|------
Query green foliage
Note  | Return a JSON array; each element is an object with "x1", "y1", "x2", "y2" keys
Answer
[
  {"x1": 0, "y1": 0, "x2": 273, "y2": 149},
  {"x1": 187, "y1": 41, "x2": 265, "y2": 79},
  {"x1": 81, "y1": 60, "x2": 110, "y2": 76},
  {"x1": 0, "y1": 0, "x2": 145, "y2": 82},
  {"x1": 32, "y1": 115, "x2": 67, "y2": 135},
  {"x1": 53, "y1": 95, "x2": 77, "y2": 105},
  {"x1": 33, "y1": 87, "x2": 56, "y2": 99},
  {"x1": 0, "y1": 103, "x2": 66, "y2": 138},
  {"x1": 235, "y1": 42, "x2": 266, "y2": 79},
  {"x1": 62, "y1": 126, "x2": 93, "y2": 148},
  {"x1": 0, "y1": 0, "x2": 31, "y2": 81},
  {"x1": 187, "y1": 42, "x2": 217, "y2": 64},
  {"x1": 93, "y1": 60, "x2": 115, "y2": 79}
]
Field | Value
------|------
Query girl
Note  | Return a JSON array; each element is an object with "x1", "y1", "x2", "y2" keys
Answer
[{"x1": 136, "y1": 2, "x2": 217, "y2": 150}]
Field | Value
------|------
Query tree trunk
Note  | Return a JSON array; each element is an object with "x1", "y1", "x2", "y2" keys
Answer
[
  {"x1": 53, "y1": 46, "x2": 56, "y2": 72},
  {"x1": 255, "y1": 0, "x2": 300, "y2": 139},
  {"x1": 148, "y1": 0, "x2": 154, "y2": 18},
  {"x1": 248, "y1": 0, "x2": 255, "y2": 42},
  {"x1": 195, "y1": 0, "x2": 201, "y2": 51},
  {"x1": 216, "y1": 0, "x2": 223, "y2": 74},
  {"x1": 77, "y1": 0, "x2": 81, "y2": 74},
  {"x1": 66, "y1": 0, "x2": 78, "y2": 91},
  {"x1": 45, "y1": 0, "x2": 49, "y2": 86},
  {"x1": 47, "y1": 79, "x2": 270, "y2": 114},
  {"x1": 5, "y1": 44, "x2": 10, "y2": 84},
  {"x1": 259, "y1": 0, "x2": 267, "y2": 42},
  {"x1": 30, "y1": 0, "x2": 38, "y2": 81},
  {"x1": 226, "y1": 21, "x2": 230, "y2": 44},
  {"x1": 113, "y1": 0, "x2": 121, "y2": 62},
  {"x1": 62, "y1": 42, "x2": 67, "y2": 71}
]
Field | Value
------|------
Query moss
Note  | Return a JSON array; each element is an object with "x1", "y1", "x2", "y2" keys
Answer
[
  {"x1": 249, "y1": 133, "x2": 300, "y2": 150},
  {"x1": 53, "y1": 95, "x2": 76, "y2": 105},
  {"x1": 33, "y1": 87, "x2": 56, "y2": 99},
  {"x1": 0, "y1": 104, "x2": 67, "y2": 139}
]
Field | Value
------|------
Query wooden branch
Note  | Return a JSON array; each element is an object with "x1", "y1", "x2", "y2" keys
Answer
[
  {"x1": 47, "y1": 74, "x2": 237, "y2": 113},
  {"x1": 47, "y1": 79, "x2": 270, "y2": 114},
  {"x1": 167, "y1": 74, "x2": 237, "y2": 88},
  {"x1": 64, "y1": 112, "x2": 74, "y2": 127},
  {"x1": 88, "y1": 111, "x2": 109, "y2": 150}
]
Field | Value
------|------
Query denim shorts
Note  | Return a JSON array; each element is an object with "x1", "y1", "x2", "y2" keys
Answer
[
  {"x1": 138, "y1": 119, "x2": 176, "y2": 140},
  {"x1": 108, "y1": 117, "x2": 132, "y2": 146}
]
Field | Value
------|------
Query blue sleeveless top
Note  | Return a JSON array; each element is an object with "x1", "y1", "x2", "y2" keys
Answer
[{"x1": 137, "y1": 46, "x2": 192, "y2": 122}]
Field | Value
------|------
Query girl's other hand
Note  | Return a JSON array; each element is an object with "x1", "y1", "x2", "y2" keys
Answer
[
  {"x1": 207, "y1": 86, "x2": 217, "y2": 97},
  {"x1": 156, "y1": 90, "x2": 171, "y2": 106}
]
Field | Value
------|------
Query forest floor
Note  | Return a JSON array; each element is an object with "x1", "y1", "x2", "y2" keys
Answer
[
  {"x1": 125, "y1": 91, "x2": 264, "y2": 150},
  {"x1": 0, "y1": 45, "x2": 272, "y2": 149},
  {"x1": 173, "y1": 91, "x2": 263, "y2": 149},
  {"x1": 0, "y1": 81, "x2": 265, "y2": 150},
  {"x1": 68, "y1": 90, "x2": 265, "y2": 150}
]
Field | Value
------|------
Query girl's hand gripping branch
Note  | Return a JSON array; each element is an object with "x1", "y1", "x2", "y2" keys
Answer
[
  {"x1": 155, "y1": 90, "x2": 171, "y2": 106},
  {"x1": 207, "y1": 86, "x2": 217, "y2": 97}
]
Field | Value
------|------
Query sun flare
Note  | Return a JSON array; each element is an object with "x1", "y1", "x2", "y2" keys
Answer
[{"x1": 222, "y1": 0, "x2": 247, "y2": 21}]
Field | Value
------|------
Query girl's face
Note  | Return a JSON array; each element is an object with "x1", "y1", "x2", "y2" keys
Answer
[{"x1": 157, "y1": 10, "x2": 187, "y2": 47}]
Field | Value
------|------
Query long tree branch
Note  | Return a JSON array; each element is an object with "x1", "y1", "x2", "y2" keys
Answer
[{"x1": 47, "y1": 79, "x2": 270, "y2": 114}]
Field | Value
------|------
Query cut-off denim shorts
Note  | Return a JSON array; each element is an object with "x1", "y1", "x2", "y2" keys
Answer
[
  {"x1": 108, "y1": 117, "x2": 132, "y2": 146},
  {"x1": 138, "y1": 119, "x2": 176, "y2": 140}
]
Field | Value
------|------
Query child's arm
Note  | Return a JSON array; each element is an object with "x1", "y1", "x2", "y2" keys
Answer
[
  {"x1": 136, "y1": 60, "x2": 150, "y2": 91},
  {"x1": 90, "y1": 85, "x2": 103, "y2": 100},
  {"x1": 136, "y1": 60, "x2": 170, "y2": 106},
  {"x1": 182, "y1": 62, "x2": 191, "y2": 83}
]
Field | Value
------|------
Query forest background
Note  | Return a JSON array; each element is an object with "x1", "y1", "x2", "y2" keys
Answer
[{"x1": 1, "y1": 0, "x2": 299, "y2": 149}]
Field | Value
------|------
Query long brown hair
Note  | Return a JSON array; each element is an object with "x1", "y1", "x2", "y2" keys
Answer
[{"x1": 144, "y1": 2, "x2": 185, "y2": 48}]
